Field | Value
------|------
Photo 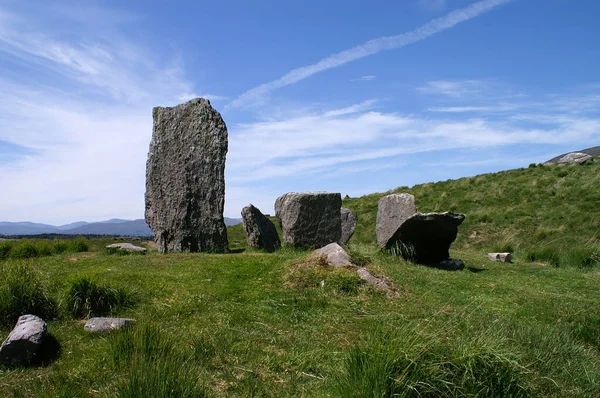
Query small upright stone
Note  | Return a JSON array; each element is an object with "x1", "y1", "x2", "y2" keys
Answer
[
  {"x1": 376, "y1": 193, "x2": 417, "y2": 247},
  {"x1": 145, "y1": 98, "x2": 229, "y2": 253},
  {"x1": 241, "y1": 204, "x2": 281, "y2": 252},
  {"x1": 316, "y1": 243, "x2": 352, "y2": 267},
  {"x1": 339, "y1": 208, "x2": 358, "y2": 245},
  {"x1": 275, "y1": 192, "x2": 342, "y2": 249},
  {"x1": 0, "y1": 315, "x2": 47, "y2": 366}
]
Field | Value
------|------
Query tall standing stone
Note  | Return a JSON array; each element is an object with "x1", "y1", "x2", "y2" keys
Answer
[
  {"x1": 241, "y1": 204, "x2": 281, "y2": 252},
  {"x1": 145, "y1": 98, "x2": 228, "y2": 253},
  {"x1": 376, "y1": 193, "x2": 417, "y2": 247},
  {"x1": 339, "y1": 208, "x2": 358, "y2": 245},
  {"x1": 275, "y1": 192, "x2": 342, "y2": 249}
]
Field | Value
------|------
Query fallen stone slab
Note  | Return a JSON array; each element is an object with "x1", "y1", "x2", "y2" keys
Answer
[
  {"x1": 275, "y1": 192, "x2": 342, "y2": 249},
  {"x1": 387, "y1": 212, "x2": 465, "y2": 264},
  {"x1": 488, "y1": 252, "x2": 512, "y2": 262},
  {"x1": 84, "y1": 317, "x2": 136, "y2": 333},
  {"x1": 558, "y1": 152, "x2": 593, "y2": 165},
  {"x1": 106, "y1": 243, "x2": 147, "y2": 252},
  {"x1": 316, "y1": 243, "x2": 352, "y2": 267},
  {"x1": 356, "y1": 268, "x2": 392, "y2": 292},
  {"x1": 241, "y1": 204, "x2": 281, "y2": 252},
  {"x1": 376, "y1": 193, "x2": 417, "y2": 247},
  {"x1": 0, "y1": 315, "x2": 47, "y2": 366},
  {"x1": 339, "y1": 208, "x2": 358, "y2": 246}
]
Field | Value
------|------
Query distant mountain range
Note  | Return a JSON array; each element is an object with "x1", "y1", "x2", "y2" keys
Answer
[{"x1": 0, "y1": 217, "x2": 242, "y2": 236}]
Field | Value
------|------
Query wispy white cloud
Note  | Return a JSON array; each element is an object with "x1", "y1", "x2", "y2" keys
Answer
[
  {"x1": 229, "y1": 0, "x2": 514, "y2": 109},
  {"x1": 418, "y1": 79, "x2": 486, "y2": 98},
  {"x1": 428, "y1": 104, "x2": 519, "y2": 113},
  {"x1": 352, "y1": 75, "x2": 376, "y2": 82},
  {"x1": 177, "y1": 93, "x2": 228, "y2": 102}
]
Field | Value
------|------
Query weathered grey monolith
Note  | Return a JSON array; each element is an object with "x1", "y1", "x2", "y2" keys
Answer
[
  {"x1": 275, "y1": 192, "x2": 341, "y2": 249},
  {"x1": 145, "y1": 98, "x2": 228, "y2": 253},
  {"x1": 0, "y1": 315, "x2": 47, "y2": 366},
  {"x1": 241, "y1": 204, "x2": 281, "y2": 252},
  {"x1": 387, "y1": 212, "x2": 465, "y2": 264},
  {"x1": 376, "y1": 193, "x2": 417, "y2": 247},
  {"x1": 339, "y1": 208, "x2": 357, "y2": 245}
]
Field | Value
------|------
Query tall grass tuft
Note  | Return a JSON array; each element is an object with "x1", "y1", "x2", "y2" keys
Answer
[
  {"x1": 66, "y1": 276, "x2": 134, "y2": 318},
  {"x1": 66, "y1": 237, "x2": 89, "y2": 253},
  {"x1": 0, "y1": 263, "x2": 57, "y2": 325},
  {"x1": 109, "y1": 325, "x2": 207, "y2": 398}
]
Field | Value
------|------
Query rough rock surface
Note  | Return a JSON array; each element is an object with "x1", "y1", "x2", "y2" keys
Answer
[
  {"x1": 0, "y1": 315, "x2": 47, "y2": 366},
  {"x1": 106, "y1": 243, "x2": 147, "y2": 252},
  {"x1": 387, "y1": 212, "x2": 465, "y2": 264},
  {"x1": 376, "y1": 193, "x2": 417, "y2": 247},
  {"x1": 339, "y1": 208, "x2": 358, "y2": 245},
  {"x1": 275, "y1": 192, "x2": 342, "y2": 249},
  {"x1": 316, "y1": 243, "x2": 352, "y2": 267},
  {"x1": 356, "y1": 268, "x2": 392, "y2": 292},
  {"x1": 84, "y1": 317, "x2": 135, "y2": 333},
  {"x1": 558, "y1": 152, "x2": 593, "y2": 165},
  {"x1": 241, "y1": 204, "x2": 281, "y2": 252},
  {"x1": 488, "y1": 252, "x2": 512, "y2": 262},
  {"x1": 145, "y1": 98, "x2": 228, "y2": 253}
]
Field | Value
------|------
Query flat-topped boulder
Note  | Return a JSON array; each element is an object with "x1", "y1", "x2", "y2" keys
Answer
[
  {"x1": 376, "y1": 193, "x2": 417, "y2": 247},
  {"x1": 241, "y1": 204, "x2": 281, "y2": 252},
  {"x1": 339, "y1": 208, "x2": 358, "y2": 246},
  {"x1": 145, "y1": 98, "x2": 228, "y2": 253},
  {"x1": 84, "y1": 317, "x2": 135, "y2": 333},
  {"x1": 106, "y1": 243, "x2": 147, "y2": 253},
  {"x1": 387, "y1": 212, "x2": 465, "y2": 264},
  {"x1": 558, "y1": 152, "x2": 593, "y2": 165},
  {"x1": 0, "y1": 315, "x2": 47, "y2": 366},
  {"x1": 275, "y1": 192, "x2": 341, "y2": 249}
]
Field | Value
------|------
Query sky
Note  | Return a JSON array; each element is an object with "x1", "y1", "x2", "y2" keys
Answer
[{"x1": 0, "y1": 0, "x2": 599, "y2": 225}]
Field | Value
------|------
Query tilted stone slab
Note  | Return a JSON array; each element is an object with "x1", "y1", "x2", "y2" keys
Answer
[
  {"x1": 558, "y1": 152, "x2": 593, "y2": 165},
  {"x1": 106, "y1": 243, "x2": 147, "y2": 252},
  {"x1": 339, "y1": 208, "x2": 358, "y2": 246},
  {"x1": 387, "y1": 212, "x2": 465, "y2": 264},
  {"x1": 275, "y1": 192, "x2": 341, "y2": 249},
  {"x1": 84, "y1": 317, "x2": 136, "y2": 333},
  {"x1": 376, "y1": 193, "x2": 417, "y2": 247},
  {"x1": 145, "y1": 98, "x2": 228, "y2": 253},
  {"x1": 0, "y1": 315, "x2": 47, "y2": 366},
  {"x1": 241, "y1": 204, "x2": 281, "y2": 252}
]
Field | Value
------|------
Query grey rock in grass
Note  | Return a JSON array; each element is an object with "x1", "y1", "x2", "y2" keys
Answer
[
  {"x1": 241, "y1": 204, "x2": 281, "y2": 252},
  {"x1": 275, "y1": 192, "x2": 342, "y2": 249},
  {"x1": 0, "y1": 315, "x2": 47, "y2": 366},
  {"x1": 145, "y1": 98, "x2": 228, "y2": 253},
  {"x1": 316, "y1": 242, "x2": 352, "y2": 267},
  {"x1": 356, "y1": 268, "x2": 392, "y2": 292},
  {"x1": 438, "y1": 259, "x2": 466, "y2": 270},
  {"x1": 339, "y1": 208, "x2": 358, "y2": 246},
  {"x1": 376, "y1": 193, "x2": 417, "y2": 247},
  {"x1": 558, "y1": 152, "x2": 593, "y2": 165},
  {"x1": 84, "y1": 317, "x2": 136, "y2": 333},
  {"x1": 488, "y1": 252, "x2": 512, "y2": 262},
  {"x1": 388, "y1": 212, "x2": 465, "y2": 264},
  {"x1": 106, "y1": 243, "x2": 147, "y2": 252}
]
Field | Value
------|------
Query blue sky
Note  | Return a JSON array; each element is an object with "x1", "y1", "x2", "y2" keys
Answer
[{"x1": 0, "y1": 0, "x2": 599, "y2": 224}]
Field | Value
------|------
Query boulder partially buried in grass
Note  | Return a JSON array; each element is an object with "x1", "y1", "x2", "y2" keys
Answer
[
  {"x1": 84, "y1": 317, "x2": 135, "y2": 333},
  {"x1": 0, "y1": 315, "x2": 47, "y2": 366}
]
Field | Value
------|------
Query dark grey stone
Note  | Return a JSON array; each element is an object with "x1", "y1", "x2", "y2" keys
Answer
[
  {"x1": 275, "y1": 192, "x2": 342, "y2": 249},
  {"x1": 339, "y1": 208, "x2": 357, "y2": 245},
  {"x1": 0, "y1": 315, "x2": 47, "y2": 366},
  {"x1": 145, "y1": 98, "x2": 228, "y2": 253},
  {"x1": 241, "y1": 204, "x2": 280, "y2": 252},
  {"x1": 387, "y1": 212, "x2": 465, "y2": 264},
  {"x1": 376, "y1": 193, "x2": 417, "y2": 247},
  {"x1": 84, "y1": 317, "x2": 135, "y2": 333}
]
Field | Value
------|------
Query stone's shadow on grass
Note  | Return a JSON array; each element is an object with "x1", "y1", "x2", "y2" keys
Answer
[
  {"x1": 466, "y1": 266, "x2": 487, "y2": 273},
  {"x1": 32, "y1": 333, "x2": 61, "y2": 367},
  {"x1": 228, "y1": 248, "x2": 246, "y2": 254},
  {"x1": 422, "y1": 259, "x2": 465, "y2": 272}
]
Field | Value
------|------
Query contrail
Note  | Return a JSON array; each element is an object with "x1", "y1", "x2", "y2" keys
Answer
[{"x1": 229, "y1": 0, "x2": 513, "y2": 109}]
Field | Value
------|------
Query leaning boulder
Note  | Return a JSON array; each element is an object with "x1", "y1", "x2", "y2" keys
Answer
[
  {"x1": 84, "y1": 317, "x2": 135, "y2": 333},
  {"x1": 376, "y1": 193, "x2": 417, "y2": 247},
  {"x1": 339, "y1": 208, "x2": 358, "y2": 245},
  {"x1": 387, "y1": 212, "x2": 465, "y2": 264},
  {"x1": 241, "y1": 204, "x2": 281, "y2": 252},
  {"x1": 145, "y1": 98, "x2": 228, "y2": 253},
  {"x1": 558, "y1": 152, "x2": 593, "y2": 165},
  {"x1": 0, "y1": 315, "x2": 47, "y2": 366},
  {"x1": 316, "y1": 243, "x2": 352, "y2": 267},
  {"x1": 106, "y1": 243, "x2": 147, "y2": 253},
  {"x1": 275, "y1": 192, "x2": 341, "y2": 249}
]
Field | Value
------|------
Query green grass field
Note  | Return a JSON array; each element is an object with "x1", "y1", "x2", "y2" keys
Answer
[{"x1": 1, "y1": 161, "x2": 600, "y2": 397}]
